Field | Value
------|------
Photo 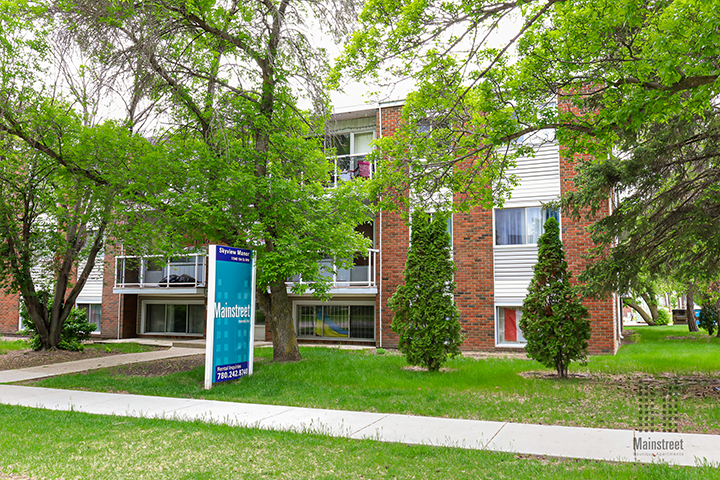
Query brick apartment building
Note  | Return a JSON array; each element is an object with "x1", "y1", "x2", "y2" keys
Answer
[{"x1": 0, "y1": 101, "x2": 621, "y2": 355}]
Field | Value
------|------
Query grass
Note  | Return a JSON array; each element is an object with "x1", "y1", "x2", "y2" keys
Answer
[
  {"x1": 0, "y1": 339, "x2": 29, "y2": 354},
  {"x1": 587, "y1": 325, "x2": 720, "y2": 375},
  {"x1": 0, "y1": 339, "x2": 160, "y2": 356},
  {"x1": 29, "y1": 326, "x2": 720, "y2": 433},
  {"x1": 0, "y1": 404, "x2": 714, "y2": 480},
  {"x1": 85, "y1": 342, "x2": 163, "y2": 354}
]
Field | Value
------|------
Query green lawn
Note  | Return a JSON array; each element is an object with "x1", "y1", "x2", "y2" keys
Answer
[
  {"x1": 28, "y1": 326, "x2": 720, "y2": 434},
  {"x1": 0, "y1": 339, "x2": 162, "y2": 356},
  {"x1": 0, "y1": 404, "x2": 713, "y2": 480},
  {"x1": 0, "y1": 338, "x2": 29, "y2": 354},
  {"x1": 84, "y1": 342, "x2": 165, "y2": 354}
]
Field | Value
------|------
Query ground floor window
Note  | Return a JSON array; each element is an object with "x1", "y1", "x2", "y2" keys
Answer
[
  {"x1": 143, "y1": 301, "x2": 204, "y2": 335},
  {"x1": 297, "y1": 304, "x2": 374, "y2": 340},
  {"x1": 497, "y1": 306, "x2": 526, "y2": 345},
  {"x1": 77, "y1": 303, "x2": 101, "y2": 333}
]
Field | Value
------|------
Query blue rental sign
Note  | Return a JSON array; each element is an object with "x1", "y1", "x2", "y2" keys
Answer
[{"x1": 204, "y1": 245, "x2": 256, "y2": 389}]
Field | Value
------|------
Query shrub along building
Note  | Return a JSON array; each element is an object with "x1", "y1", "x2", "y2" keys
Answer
[{"x1": 0, "y1": 102, "x2": 621, "y2": 355}]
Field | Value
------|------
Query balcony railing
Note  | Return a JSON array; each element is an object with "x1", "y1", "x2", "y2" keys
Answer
[
  {"x1": 330, "y1": 154, "x2": 374, "y2": 187},
  {"x1": 115, "y1": 254, "x2": 207, "y2": 289},
  {"x1": 287, "y1": 249, "x2": 379, "y2": 288}
]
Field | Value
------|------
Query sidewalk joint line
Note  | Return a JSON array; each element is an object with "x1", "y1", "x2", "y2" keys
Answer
[
  {"x1": 482, "y1": 421, "x2": 509, "y2": 450},
  {"x1": 349, "y1": 414, "x2": 390, "y2": 438}
]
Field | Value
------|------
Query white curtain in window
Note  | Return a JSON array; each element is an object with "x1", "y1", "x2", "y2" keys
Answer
[
  {"x1": 496, "y1": 209, "x2": 524, "y2": 245},
  {"x1": 353, "y1": 132, "x2": 374, "y2": 154}
]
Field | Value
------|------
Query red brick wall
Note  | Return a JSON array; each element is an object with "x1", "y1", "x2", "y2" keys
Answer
[
  {"x1": 453, "y1": 207, "x2": 496, "y2": 350},
  {"x1": 378, "y1": 209, "x2": 408, "y2": 348},
  {"x1": 559, "y1": 90, "x2": 618, "y2": 354},
  {"x1": 559, "y1": 154, "x2": 618, "y2": 354},
  {"x1": 100, "y1": 251, "x2": 120, "y2": 338},
  {"x1": 0, "y1": 289, "x2": 19, "y2": 334},
  {"x1": 376, "y1": 100, "x2": 617, "y2": 354},
  {"x1": 377, "y1": 105, "x2": 406, "y2": 348}
]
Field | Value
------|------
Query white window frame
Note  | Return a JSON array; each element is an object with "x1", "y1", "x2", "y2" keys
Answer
[
  {"x1": 493, "y1": 206, "x2": 560, "y2": 247},
  {"x1": 495, "y1": 304, "x2": 527, "y2": 348},
  {"x1": 77, "y1": 303, "x2": 102, "y2": 334},
  {"x1": 140, "y1": 299, "x2": 205, "y2": 336}
]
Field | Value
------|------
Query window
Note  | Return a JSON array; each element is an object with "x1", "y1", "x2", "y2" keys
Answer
[
  {"x1": 497, "y1": 306, "x2": 526, "y2": 345},
  {"x1": 77, "y1": 303, "x2": 101, "y2": 333},
  {"x1": 326, "y1": 130, "x2": 374, "y2": 184},
  {"x1": 495, "y1": 207, "x2": 559, "y2": 245},
  {"x1": 143, "y1": 301, "x2": 205, "y2": 335},
  {"x1": 297, "y1": 304, "x2": 374, "y2": 340}
]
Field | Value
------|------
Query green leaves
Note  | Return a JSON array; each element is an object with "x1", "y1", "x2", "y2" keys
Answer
[
  {"x1": 388, "y1": 210, "x2": 463, "y2": 371},
  {"x1": 520, "y1": 217, "x2": 591, "y2": 377}
]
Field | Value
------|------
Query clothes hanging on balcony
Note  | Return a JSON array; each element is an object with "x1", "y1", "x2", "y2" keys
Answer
[{"x1": 357, "y1": 160, "x2": 371, "y2": 178}]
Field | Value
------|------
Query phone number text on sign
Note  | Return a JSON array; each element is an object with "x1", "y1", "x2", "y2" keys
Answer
[{"x1": 214, "y1": 362, "x2": 249, "y2": 382}]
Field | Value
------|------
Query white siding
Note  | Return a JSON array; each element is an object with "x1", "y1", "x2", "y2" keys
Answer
[
  {"x1": 494, "y1": 141, "x2": 560, "y2": 304},
  {"x1": 76, "y1": 255, "x2": 105, "y2": 304},
  {"x1": 493, "y1": 246, "x2": 537, "y2": 304},
  {"x1": 504, "y1": 142, "x2": 560, "y2": 206}
]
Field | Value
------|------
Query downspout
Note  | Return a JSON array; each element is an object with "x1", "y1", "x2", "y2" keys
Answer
[
  {"x1": 378, "y1": 102, "x2": 383, "y2": 348},
  {"x1": 610, "y1": 189, "x2": 622, "y2": 347},
  {"x1": 117, "y1": 245, "x2": 125, "y2": 340},
  {"x1": 117, "y1": 294, "x2": 122, "y2": 340}
]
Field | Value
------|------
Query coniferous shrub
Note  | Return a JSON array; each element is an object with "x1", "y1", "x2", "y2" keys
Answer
[
  {"x1": 388, "y1": 210, "x2": 463, "y2": 371},
  {"x1": 519, "y1": 216, "x2": 590, "y2": 378}
]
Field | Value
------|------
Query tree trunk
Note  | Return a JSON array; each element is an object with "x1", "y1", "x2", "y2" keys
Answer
[
  {"x1": 624, "y1": 298, "x2": 656, "y2": 325},
  {"x1": 264, "y1": 279, "x2": 302, "y2": 362},
  {"x1": 640, "y1": 291, "x2": 660, "y2": 323},
  {"x1": 687, "y1": 285, "x2": 699, "y2": 332}
]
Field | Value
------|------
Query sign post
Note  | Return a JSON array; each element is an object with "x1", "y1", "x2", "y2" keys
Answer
[{"x1": 204, "y1": 245, "x2": 256, "y2": 390}]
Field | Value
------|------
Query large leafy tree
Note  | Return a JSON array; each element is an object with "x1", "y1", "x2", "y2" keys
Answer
[
  {"x1": 388, "y1": 210, "x2": 462, "y2": 371},
  {"x1": 0, "y1": 2, "x2": 167, "y2": 349},
  {"x1": 339, "y1": 0, "x2": 720, "y2": 313},
  {"x1": 58, "y1": 0, "x2": 371, "y2": 361}
]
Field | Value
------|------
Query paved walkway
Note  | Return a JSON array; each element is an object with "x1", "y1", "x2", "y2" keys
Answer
[
  {"x1": 0, "y1": 351, "x2": 719, "y2": 468},
  {"x1": 0, "y1": 347, "x2": 203, "y2": 383}
]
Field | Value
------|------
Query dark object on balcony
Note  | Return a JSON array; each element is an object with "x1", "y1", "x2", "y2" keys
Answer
[{"x1": 159, "y1": 273, "x2": 196, "y2": 286}]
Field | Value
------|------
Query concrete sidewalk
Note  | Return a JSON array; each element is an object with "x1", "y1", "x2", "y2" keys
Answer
[
  {"x1": 0, "y1": 347, "x2": 203, "y2": 383},
  {"x1": 0, "y1": 351, "x2": 718, "y2": 467}
]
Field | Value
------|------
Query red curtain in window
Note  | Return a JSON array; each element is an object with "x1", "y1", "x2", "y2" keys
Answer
[{"x1": 504, "y1": 309, "x2": 517, "y2": 342}]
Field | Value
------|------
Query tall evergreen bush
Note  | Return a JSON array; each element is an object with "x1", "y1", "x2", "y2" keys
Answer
[
  {"x1": 388, "y1": 210, "x2": 463, "y2": 371},
  {"x1": 519, "y1": 216, "x2": 590, "y2": 377}
]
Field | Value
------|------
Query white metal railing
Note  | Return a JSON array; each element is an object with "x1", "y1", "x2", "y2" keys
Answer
[
  {"x1": 115, "y1": 254, "x2": 207, "y2": 289},
  {"x1": 287, "y1": 249, "x2": 379, "y2": 288},
  {"x1": 330, "y1": 154, "x2": 374, "y2": 187}
]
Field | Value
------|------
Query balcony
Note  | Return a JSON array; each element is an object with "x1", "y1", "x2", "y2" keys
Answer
[
  {"x1": 287, "y1": 249, "x2": 379, "y2": 294},
  {"x1": 330, "y1": 154, "x2": 373, "y2": 187},
  {"x1": 114, "y1": 254, "x2": 207, "y2": 294}
]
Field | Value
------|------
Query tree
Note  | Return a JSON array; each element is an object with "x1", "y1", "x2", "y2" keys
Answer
[
  {"x1": 339, "y1": 1, "x2": 720, "y2": 325},
  {"x1": 519, "y1": 217, "x2": 590, "y2": 378},
  {"x1": 0, "y1": 2, "x2": 167, "y2": 350},
  {"x1": 388, "y1": 210, "x2": 463, "y2": 371},
  {"x1": 58, "y1": 0, "x2": 371, "y2": 361}
]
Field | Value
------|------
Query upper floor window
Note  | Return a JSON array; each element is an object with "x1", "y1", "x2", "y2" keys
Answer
[
  {"x1": 327, "y1": 131, "x2": 374, "y2": 157},
  {"x1": 495, "y1": 207, "x2": 559, "y2": 245},
  {"x1": 326, "y1": 130, "x2": 375, "y2": 184}
]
